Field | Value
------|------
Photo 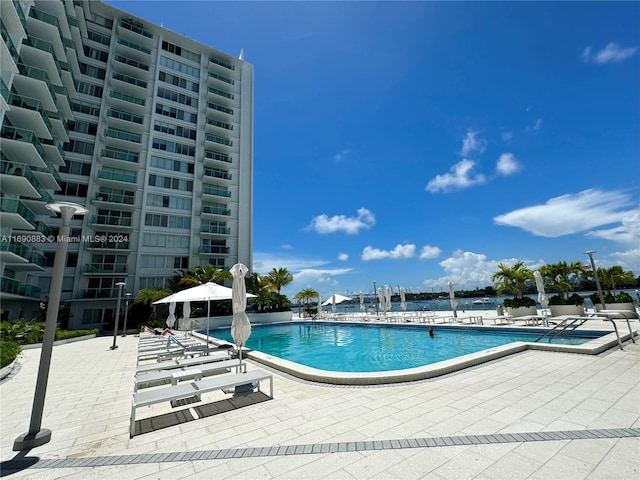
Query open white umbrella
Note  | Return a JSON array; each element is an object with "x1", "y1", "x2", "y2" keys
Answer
[
  {"x1": 448, "y1": 281, "x2": 457, "y2": 318},
  {"x1": 399, "y1": 287, "x2": 407, "y2": 312},
  {"x1": 534, "y1": 270, "x2": 549, "y2": 311},
  {"x1": 154, "y1": 282, "x2": 255, "y2": 344},
  {"x1": 321, "y1": 294, "x2": 352, "y2": 306},
  {"x1": 166, "y1": 302, "x2": 177, "y2": 328},
  {"x1": 230, "y1": 263, "x2": 251, "y2": 372}
]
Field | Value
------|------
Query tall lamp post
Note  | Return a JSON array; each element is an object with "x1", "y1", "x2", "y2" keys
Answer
[
  {"x1": 14, "y1": 202, "x2": 87, "y2": 451},
  {"x1": 585, "y1": 251, "x2": 606, "y2": 310},
  {"x1": 121, "y1": 292, "x2": 132, "y2": 336},
  {"x1": 110, "y1": 282, "x2": 126, "y2": 350}
]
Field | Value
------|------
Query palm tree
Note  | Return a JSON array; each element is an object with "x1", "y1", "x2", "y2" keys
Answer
[
  {"x1": 266, "y1": 267, "x2": 293, "y2": 294},
  {"x1": 295, "y1": 288, "x2": 319, "y2": 316},
  {"x1": 491, "y1": 261, "x2": 532, "y2": 299},
  {"x1": 179, "y1": 264, "x2": 232, "y2": 288},
  {"x1": 245, "y1": 271, "x2": 270, "y2": 295},
  {"x1": 134, "y1": 288, "x2": 172, "y2": 323},
  {"x1": 598, "y1": 266, "x2": 635, "y2": 295},
  {"x1": 540, "y1": 260, "x2": 583, "y2": 302}
]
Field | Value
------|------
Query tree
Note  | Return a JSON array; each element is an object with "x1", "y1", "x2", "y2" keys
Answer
[
  {"x1": 491, "y1": 261, "x2": 532, "y2": 299},
  {"x1": 245, "y1": 271, "x2": 270, "y2": 295},
  {"x1": 179, "y1": 264, "x2": 232, "y2": 288},
  {"x1": 134, "y1": 288, "x2": 172, "y2": 325},
  {"x1": 295, "y1": 288, "x2": 319, "y2": 316},
  {"x1": 597, "y1": 266, "x2": 635, "y2": 294},
  {"x1": 540, "y1": 260, "x2": 584, "y2": 302},
  {"x1": 265, "y1": 267, "x2": 293, "y2": 294}
]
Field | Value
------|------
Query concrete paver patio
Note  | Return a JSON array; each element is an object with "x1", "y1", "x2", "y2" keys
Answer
[{"x1": 1, "y1": 324, "x2": 639, "y2": 479}]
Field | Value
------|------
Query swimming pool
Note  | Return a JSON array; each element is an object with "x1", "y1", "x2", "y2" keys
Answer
[{"x1": 208, "y1": 321, "x2": 607, "y2": 373}]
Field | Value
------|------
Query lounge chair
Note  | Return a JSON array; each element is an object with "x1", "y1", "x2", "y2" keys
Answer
[
  {"x1": 134, "y1": 359, "x2": 246, "y2": 391},
  {"x1": 135, "y1": 350, "x2": 230, "y2": 374},
  {"x1": 130, "y1": 368, "x2": 274, "y2": 437}
]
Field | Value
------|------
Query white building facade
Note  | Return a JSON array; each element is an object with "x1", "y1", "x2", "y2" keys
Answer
[{"x1": 1, "y1": 0, "x2": 253, "y2": 329}]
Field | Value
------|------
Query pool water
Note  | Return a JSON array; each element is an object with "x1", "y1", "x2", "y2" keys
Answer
[{"x1": 208, "y1": 322, "x2": 605, "y2": 373}]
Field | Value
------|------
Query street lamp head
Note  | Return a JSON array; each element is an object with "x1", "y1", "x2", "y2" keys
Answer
[
  {"x1": 45, "y1": 202, "x2": 88, "y2": 224},
  {"x1": 116, "y1": 282, "x2": 126, "y2": 288},
  {"x1": 584, "y1": 250, "x2": 595, "y2": 256},
  {"x1": 125, "y1": 292, "x2": 133, "y2": 298}
]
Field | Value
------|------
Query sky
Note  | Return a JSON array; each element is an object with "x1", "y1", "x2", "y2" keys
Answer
[{"x1": 105, "y1": 1, "x2": 640, "y2": 300}]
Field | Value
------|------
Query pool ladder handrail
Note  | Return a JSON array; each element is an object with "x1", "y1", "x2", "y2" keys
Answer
[
  {"x1": 534, "y1": 317, "x2": 587, "y2": 343},
  {"x1": 592, "y1": 310, "x2": 638, "y2": 350}
]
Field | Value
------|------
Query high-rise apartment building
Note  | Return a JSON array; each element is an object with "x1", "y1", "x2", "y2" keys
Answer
[{"x1": 1, "y1": 0, "x2": 253, "y2": 329}]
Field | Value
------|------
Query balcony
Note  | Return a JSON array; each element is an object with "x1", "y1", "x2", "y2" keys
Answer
[
  {"x1": 204, "y1": 150, "x2": 232, "y2": 166},
  {"x1": 206, "y1": 118, "x2": 233, "y2": 131},
  {"x1": 83, "y1": 264, "x2": 128, "y2": 274},
  {"x1": 1, "y1": 276, "x2": 41, "y2": 298},
  {"x1": 203, "y1": 167, "x2": 232, "y2": 182},
  {"x1": 90, "y1": 214, "x2": 133, "y2": 228},
  {"x1": 205, "y1": 133, "x2": 233, "y2": 149},
  {"x1": 97, "y1": 169, "x2": 138, "y2": 186},
  {"x1": 109, "y1": 89, "x2": 146, "y2": 110},
  {"x1": 94, "y1": 192, "x2": 135, "y2": 207},
  {"x1": 0, "y1": 125, "x2": 47, "y2": 168},
  {"x1": 104, "y1": 127, "x2": 142, "y2": 144},
  {"x1": 208, "y1": 71, "x2": 234, "y2": 86},
  {"x1": 200, "y1": 224, "x2": 231, "y2": 235},
  {"x1": 202, "y1": 185, "x2": 231, "y2": 199},
  {"x1": 199, "y1": 245, "x2": 230, "y2": 255},
  {"x1": 0, "y1": 198, "x2": 36, "y2": 225},
  {"x1": 101, "y1": 147, "x2": 139, "y2": 165},
  {"x1": 82, "y1": 289, "x2": 120, "y2": 299},
  {"x1": 201, "y1": 204, "x2": 231, "y2": 217}
]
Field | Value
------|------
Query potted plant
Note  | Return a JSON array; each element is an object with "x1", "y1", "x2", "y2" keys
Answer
[
  {"x1": 492, "y1": 261, "x2": 537, "y2": 317},
  {"x1": 589, "y1": 291, "x2": 635, "y2": 312},
  {"x1": 540, "y1": 261, "x2": 585, "y2": 316}
]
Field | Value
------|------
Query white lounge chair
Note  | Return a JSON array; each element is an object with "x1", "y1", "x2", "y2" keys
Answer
[
  {"x1": 134, "y1": 359, "x2": 246, "y2": 391},
  {"x1": 130, "y1": 369, "x2": 273, "y2": 437},
  {"x1": 135, "y1": 350, "x2": 231, "y2": 374}
]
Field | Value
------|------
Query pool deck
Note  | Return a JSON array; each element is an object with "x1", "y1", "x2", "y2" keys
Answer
[{"x1": 1, "y1": 312, "x2": 639, "y2": 479}]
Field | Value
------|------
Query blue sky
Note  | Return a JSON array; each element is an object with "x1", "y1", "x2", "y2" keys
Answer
[{"x1": 106, "y1": 1, "x2": 640, "y2": 299}]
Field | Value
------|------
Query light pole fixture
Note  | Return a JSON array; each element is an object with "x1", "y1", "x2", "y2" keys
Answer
[
  {"x1": 111, "y1": 282, "x2": 126, "y2": 350},
  {"x1": 585, "y1": 251, "x2": 606, "y2": 309},
  {"x1": 14, "y1": 202, "x2": 87, "y2": 451},
  {"x1": 121, "y1": 292, "x2": 132, "y2": 336}
]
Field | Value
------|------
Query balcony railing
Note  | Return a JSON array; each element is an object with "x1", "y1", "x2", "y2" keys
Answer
[
  {"x1": 104, "y1": 128, "x2": 142, "y2": 143},
  {"x1": 202, "y1": 204, "x2": 231, "y2": 216},
  {"x1": 110, "y1": 90, "x2": 145, "y2": 106},
  {"x1": 0, "y1": 240, "x2": 28, "y2": 258},
  {"x1": 202, "y1": 186, "x2": 231, "y2": 198},
  {"x1": 90, "y1": 215, "x2": 133, "y2": 227},
  {"x1": 200, "y1": 225, "x2": 231, "y2": 235},
  {"x1": 97, "y1": 170, "x2": 137, "y2": 184},
  {"x1": 83, "y1": 264, "x2": 128, "y2": 274},
  {"x1": 102, "y1": 147, "x2": 139, "y2": 164},
  {"x1": 117, "y1": 38, "x2": 152, "y2": 55},
  {"x1": 1, "y1": 276, "x2": 41, "y2": 297},
  {"x1": 205, "y1": 134, "x2": 233, "y2": 147},
  {"x1": 0, "y1": 198, "x2": 36, "y2": 224},
  {"x1": 1, "y1": 125, "x2": 47, "y2": 159},
  {"x1": 107, "y1": 109, "x2": 144, "y2": 124},
  {"x1": 203, "y1": 168, "x2": 231, "y2": 181},
  {"x1": 204, "y1": 150, "x2": 232, "y2": 163},
  {"x1": 95, "y1": 192, "x2": 135, "y2": 205},
  {"x1": 199, "y1": 245, "x2": 230, "y2": 254}
]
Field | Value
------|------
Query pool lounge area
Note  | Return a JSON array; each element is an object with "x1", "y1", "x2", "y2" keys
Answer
[{"x1": 206, "y1": 319, "x2": 635, "y2": 385}]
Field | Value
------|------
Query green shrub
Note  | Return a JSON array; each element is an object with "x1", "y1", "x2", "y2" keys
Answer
[
  {"x1": 589, "y1": 291, "x2": 634, "y2": 305},
  {"x1": 549, "y1": 293, "x2": 585, "y2": 306},
  {"x1": 503, "y1": 297, "x2": 536, "y2": 308},
  {"x1": 1, "y1": 341, "x2": 21, "y2": 368},
  {"x1": 55, "y1": 329, "x2": 98, "y2": 341}
]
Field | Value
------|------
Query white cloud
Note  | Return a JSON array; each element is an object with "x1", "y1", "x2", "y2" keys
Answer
[
  {"x1": 494, "y1": 189, "x2": 636, "y2": 238},
  {"x1": 308, "y1": 207, "x2": 375, "y2": 234},
  {"x1": 501, "y1": 131, "x2": 513, "y2": 142},
  {"x1": 426, "y1": 159, "x2": 486, "y2": 193},
  {"x1": 361, "y1": 244, "x2": 416, "y2": 261},
  {"x1": 586, "y1": 210, "x2": 640, "y2": 245},
  {"x1": 337, "y1": 252, "x2": 349, "y2": 261},
  {"x1": 281, "y1": 244, "x2": 293, "y2": 250},
  {"x1": 526, "y1": 118, "x2": 542, "y2": 133},
  {"x1": 460, "y1": 129, "x2": 487, "y2": 157},
  {"x1": 419, "y1": 245, "x2": 442, "y2": 260},
  {"x1": 496, "y1": 153, "x2": 520, "y2": 176},
  {"x1": 334, "y1": 148, "x2": 351, "y2": 162},
  {"x1": 582, "y1": 43, "x2": 638, "y2": 64},
  {"x1": 608, "y1": 248, "x2": 640, "y2": 274}
]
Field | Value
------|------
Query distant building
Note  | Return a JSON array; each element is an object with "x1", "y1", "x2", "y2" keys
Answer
[{"x1": 1, "y1": 0, "x2": 254, "y2": 329}]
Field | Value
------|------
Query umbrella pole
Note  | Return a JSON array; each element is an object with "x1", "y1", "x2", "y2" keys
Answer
[
  {"x1": 238, "y1": 345, "x2": 242, "y2": 373},
  {"x1": 206, "y1": 299, "x2": 210, "y2": 347}
]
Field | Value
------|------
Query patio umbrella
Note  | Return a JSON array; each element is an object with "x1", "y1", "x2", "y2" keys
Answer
[
  {"x1": 399, "y1": 286, "x2": 407, "y2": 312},
  {"x1": 360, "y1": 292, "x2": 365, "y2": 312},
  {"x1": 154, "y1": 282, "x2": 255, "y2": 344},
  {"x1": 230, "y1": 263, "x2": 251, "y2": 371},
  {"x1": 321, "y1": 294, "x2": 352, "y2": 306},
  {"x1": 182, "y1": 301, "x2": 191, "y2": 331},
  {"x1": 448, "y1": 281, "x2": 457, "y2": 318},
  {"x1": 317, "y1": 295, "x2": 322, "y2": 317},
  {"x1": 378, "y1": 287, "x2": 385, "y2": 314},
  {"x1": 534, "y1": 270, "x2": 549, "y2": 311},
  {"x1": 385, "y1": 285, "x2": 392, "y2": 314},
  {"x1": 332, "y1": 294, "x2": 337, "y2": 313},
  {"x1": 166, "y1": 302, "x2": 176, "y2": 328}
]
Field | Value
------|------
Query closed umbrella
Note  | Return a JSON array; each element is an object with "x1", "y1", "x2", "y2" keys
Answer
[
  {"x1": 230, "y1": 263, "x2": 251, "y2": 372},
  {"x1": 332, "y1": 294, "x2": 337, "y2": 313},
  {"x1": 182, "y1": 301, "x2": 191, "y2": 331},
  {"x1": 317, "y1": 295, "x2": 322, "y2": 318},
  {"x1": 360, "y1": 292, "x2": 365, "y2": 312},
  {"x1": 534, "y1": 270, "x2": 549, "y2": 312},
  {"x1": 448, "y1": 281, "x2": 457, "y2": 318},
  {"x1": 385, "y1": 286, "x2": 392, "y2": 314},
  {"x1": 166, "y1": 302, "x2": 176, "y2": 328},
  {"x1": 378, "y1": 287, "x2": 385, "y2": 314},
  {"x1": 399, "y1": 286, "x2": 407, "y2": 312}
]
